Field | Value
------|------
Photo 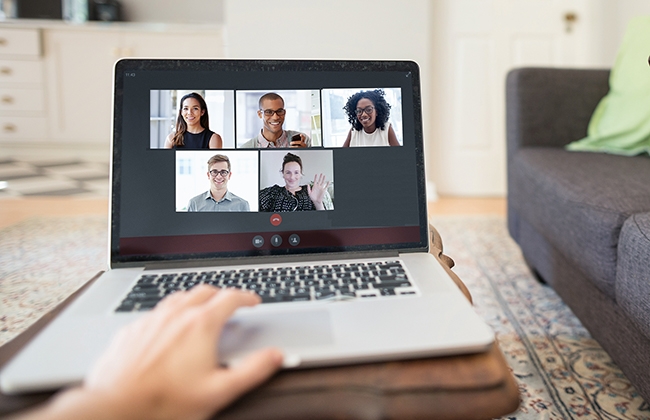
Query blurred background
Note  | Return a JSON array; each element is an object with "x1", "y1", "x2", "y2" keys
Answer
[{"x1": 1, "y1": 0, "x2": 650, "y2": 198}]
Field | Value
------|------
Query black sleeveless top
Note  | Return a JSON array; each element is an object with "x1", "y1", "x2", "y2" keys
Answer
[{"x1": 174, "y1": 129, "x2": 215, "y2": 149}]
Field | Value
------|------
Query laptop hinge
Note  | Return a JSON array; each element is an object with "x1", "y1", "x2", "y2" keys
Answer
[{"x1": 141, "y1": 250, "x2": 399, "y2": 271}]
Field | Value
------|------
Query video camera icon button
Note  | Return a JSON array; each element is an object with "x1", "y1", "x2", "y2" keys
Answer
[
  {"x1": 270, "y1": 213, "x2": 282, "y2": 226},
  {"x1": 252, "y1": 235, "x2": 264, "y2": 248},
  {"x1": 289, "y1": 234, "x2": 300, "y2": 246},
  {"x1": 271, "y1": 235, "x2": 282, "y2": 247}
]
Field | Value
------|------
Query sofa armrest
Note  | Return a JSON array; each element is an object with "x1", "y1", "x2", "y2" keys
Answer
[
  {"x1": 506, "y1": 67, "x2": 610, "y2": 157},
  {"x1": 616, "y1": 212, "x2": 650, "y2": 340}
]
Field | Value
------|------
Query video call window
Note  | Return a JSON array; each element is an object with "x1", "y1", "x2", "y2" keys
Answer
[
  {"x1": 236, "y1": 90, "x2": 322, "y2": 148},
  {"x1": 259, "y1": 150, "x2": 334, "y2": 211},
  {"x1": 175, "y1": 150, "x2": 259, "y2": 212},
  {"x1": 150, "y1": 90, "x2": 235, "y2": 149},
  {"x1": 321, "y1": 88, "x2": 403, "y2": 148}
]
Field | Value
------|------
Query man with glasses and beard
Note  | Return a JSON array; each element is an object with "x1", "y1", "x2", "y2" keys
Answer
[
  {"x1": 187, "y1": 154, "x2": 250, "y2": 212},
  {"x1": 240, "y1": 92, "x2": 312, "y2": 148}
]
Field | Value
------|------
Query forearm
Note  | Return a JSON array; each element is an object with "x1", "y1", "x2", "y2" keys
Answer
[
  {"x1": 8, "y1": 388, "x2": 144, "y2": 420},
  {"x1": 7, "y1": 288, "x2": 282, "y2": 420}
]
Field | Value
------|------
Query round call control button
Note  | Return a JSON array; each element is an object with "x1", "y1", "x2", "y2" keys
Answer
[
  {"x1": 271, "y1": 235, "x2": 282, "y2": 247},
  {"x1": 252, "y1": 235, "x2": 264, "y2": 248},
  {"x1": 270, "y1": 213, "x2": 282, "y2": 226}
]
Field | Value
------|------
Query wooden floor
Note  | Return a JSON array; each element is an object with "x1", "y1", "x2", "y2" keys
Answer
[
  {"x1": 427, "y1": 197, "x2": 506, "y2": 217},
  {"x1": 0, "y1": 198, "x2": 109, "y2": 229},
  {"x1": 0, "y1": 196, "x2": 506, "y2": 229}
]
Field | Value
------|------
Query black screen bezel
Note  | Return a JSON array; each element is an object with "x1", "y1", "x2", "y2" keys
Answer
[{"x1": 110, "y1": 59, "x2": 428, "y2": 266}]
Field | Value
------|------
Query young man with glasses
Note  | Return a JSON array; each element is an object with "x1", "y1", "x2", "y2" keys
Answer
[
  {"x1": 187, "y1": 154, "x2": 250, "y2": 212},
  {"x1": 240, "y1": 92, "x2": 312, "y2": 148}
]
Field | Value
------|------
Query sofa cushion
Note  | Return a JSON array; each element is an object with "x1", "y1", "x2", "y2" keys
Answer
[
  {"x1": 566, "y1": 16, "x2": 650, "y2": 156},
  {"x1": 509, "y1": 148, "x2": 650, "y2": 299},
  {"x1": 616, "y1": 212, "x2": 650, "y2": 339}
]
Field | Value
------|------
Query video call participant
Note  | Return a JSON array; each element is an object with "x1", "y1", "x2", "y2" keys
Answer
[
  {"x1": 342, "y1": 89, "x2": 400, "y2": 147},
  {"x1": 187, "y1": 154, "x2": 250, "y2": 212},
  {"x1": 259, "y1": 152, "x2": 329, "y2": 211},
  {"x1": 164, "y1": 92, "x2": 223, "y2": 149},
  {"x1": 240, "y1": 93, "x2": 311, "y2": 148}
]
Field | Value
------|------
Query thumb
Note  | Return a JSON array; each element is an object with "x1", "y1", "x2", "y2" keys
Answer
[{"x1": 207, "y1": 348, "x2": 283, "y2": 411}]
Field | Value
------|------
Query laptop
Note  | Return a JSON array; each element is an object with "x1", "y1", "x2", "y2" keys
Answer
[{"x1": 0, "y1": 59, "x2": 493, "y2": 394}]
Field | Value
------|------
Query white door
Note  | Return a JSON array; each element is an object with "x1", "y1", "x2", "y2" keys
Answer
[{"x1": 428, "y1": 0, "x2": 596, "y2": 196}]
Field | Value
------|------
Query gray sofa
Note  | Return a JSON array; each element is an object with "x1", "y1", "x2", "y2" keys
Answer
[{"x1": 506, "y1": 67, "x2": 650, "y2": 402}]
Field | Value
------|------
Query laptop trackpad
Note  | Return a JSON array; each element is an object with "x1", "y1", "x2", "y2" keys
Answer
[{"x1": 219, "y1": 309, "x2": 334, "y2": 358}]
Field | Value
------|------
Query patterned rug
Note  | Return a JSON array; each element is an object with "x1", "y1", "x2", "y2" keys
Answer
[
  {"x1": 430, "y1": 216, "x2": 650, "y2": 419},
  {"x1": 1, "y1": 215, "x2": 649, "y2": 419},
  {"x1": 0, "y1": 216, "x2": 108, "y2": 345}
]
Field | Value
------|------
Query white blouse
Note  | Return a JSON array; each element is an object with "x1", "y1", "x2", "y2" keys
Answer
[{"x1": 349, "y1": 123, "x2": 391, "y2": 147}]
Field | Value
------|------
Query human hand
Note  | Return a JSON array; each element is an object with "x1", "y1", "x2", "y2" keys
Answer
[
  {"x1": 38, "y1": 286, "x2": 282, "y2": 420},
  {"x1": 307, "y1": 173, "x2": 330, "y2": 210},
  {"x1": 290, "y1": 134, "x2": 307, "y2": 148}
]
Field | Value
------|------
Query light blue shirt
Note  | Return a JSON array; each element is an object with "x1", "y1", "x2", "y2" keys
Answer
[{"x1": 187, "y1": 190, "x2": 250, "y2": 212}]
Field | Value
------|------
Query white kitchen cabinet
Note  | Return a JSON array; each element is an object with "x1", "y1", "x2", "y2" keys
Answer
[
  {"x1": 0, "y1": 116, "x2": 48, "y2": 140},
  {"x1": 0, "y1": 27, "x2": 42, "y2": 56},
  {"x1": 43, "y1": 29, "x2": 122, "y2": 142},
  {"x1": 0, "y1": 21, "x2": 223, "y2": 144},
  {"x1": 0, "y1": 27, "x2": 46, "y2": 141},
  {"x1": 44, "y1": 25, "x2": 223, "y2": 143}
]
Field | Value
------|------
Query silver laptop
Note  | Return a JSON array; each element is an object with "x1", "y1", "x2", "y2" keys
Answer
[{"x1": 0, "y1": 59, "x2": 493, "y2": 394}]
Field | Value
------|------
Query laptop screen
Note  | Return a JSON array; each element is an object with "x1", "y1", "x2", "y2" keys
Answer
[{"x1": 111, "y1": 60, "x2": 428, "y2": 265}]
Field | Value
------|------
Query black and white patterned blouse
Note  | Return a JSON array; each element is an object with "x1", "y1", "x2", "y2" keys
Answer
[{"x1": 259, "y1": 185, "x2": 315, "y2": 212}]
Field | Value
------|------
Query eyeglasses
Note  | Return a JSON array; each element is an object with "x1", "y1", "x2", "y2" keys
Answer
[
  {"x1": 260, "y1": 108, "x2": 286, "y2": 117},
  {"x1": 209, "y1": 169, "x2": 230, "y2": 178},
  {"x1": 355, "y1": 106, "x2": 375, "y2": 116}
]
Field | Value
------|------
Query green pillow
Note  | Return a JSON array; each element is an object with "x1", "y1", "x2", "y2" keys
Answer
[{"x1": 566, "y1": 16, "x2": 650, "y2": 156}]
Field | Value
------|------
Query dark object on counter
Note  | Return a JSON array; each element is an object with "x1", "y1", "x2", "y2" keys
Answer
[
  {"x1": 16, "y1": 0, "x2": 63, "y2": 19},
  {"x1": 89, "y1": 0, "x2": 121, "y2": 21}
]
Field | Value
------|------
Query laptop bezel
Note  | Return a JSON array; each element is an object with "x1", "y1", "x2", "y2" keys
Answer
[{"x1": 110, "y1": 59, "x2": 429, "y2": 269}]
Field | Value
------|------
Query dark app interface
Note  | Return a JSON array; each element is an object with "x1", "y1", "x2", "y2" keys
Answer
[{"x1": 114, "y1": 62, "x2": 425, "y2": 261}]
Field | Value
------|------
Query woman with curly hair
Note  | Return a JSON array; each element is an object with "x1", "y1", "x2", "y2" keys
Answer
[
  {"x1": 342, "y1": 89, "x2": 400, "y2": 147},
  {"x1": 164, "y1": 92, "x2": 223, "y2": 149}
]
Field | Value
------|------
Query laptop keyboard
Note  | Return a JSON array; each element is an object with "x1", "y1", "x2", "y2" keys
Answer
[{"x1": 115, "y1": 260, "x2": 416, "y2": 312}]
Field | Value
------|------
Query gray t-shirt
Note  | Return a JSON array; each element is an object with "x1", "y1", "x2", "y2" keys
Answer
[{"x1": 187, "y1": 190, "x2": 250, "y2": 212}]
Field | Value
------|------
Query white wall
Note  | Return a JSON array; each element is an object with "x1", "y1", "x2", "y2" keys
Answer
[
  {"x1": 120, "y1": 0, "x2": 650, "y2": 196},
  {"x1": 223, "y1": 0, "x2": 435, "y2": 191},
  {"x1": 587, "y1": 0, "x2": 650, "y2": 67},
  {"x1": 119, "y1": 0, "x2": 224, "y2": 23},
  {"x1": 611, "y1": 0, "x2": 650, "y2": 63}
]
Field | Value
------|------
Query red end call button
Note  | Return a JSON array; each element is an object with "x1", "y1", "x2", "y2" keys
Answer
[{"x1": 270, "y1": 213, "x2": 282, "y2": 226}]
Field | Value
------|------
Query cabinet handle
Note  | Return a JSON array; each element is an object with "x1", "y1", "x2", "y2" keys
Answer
[
  {"x1": 2, "y1": 95, "x2": 14, "y2": 104},
  {"x1": 0, "y1": 38, "x2": 7, "y2": 46},
  {"x1": 3, "y1": 123, "x2": 16, "y2": 132},
  {"x1": 1, "y1": 67, "x2": 12, "y2": 76}
]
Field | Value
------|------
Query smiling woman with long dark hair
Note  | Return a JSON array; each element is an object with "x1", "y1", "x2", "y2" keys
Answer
[{"x1": 164, "y1": 92, "x2": 223, "y2": 149}]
